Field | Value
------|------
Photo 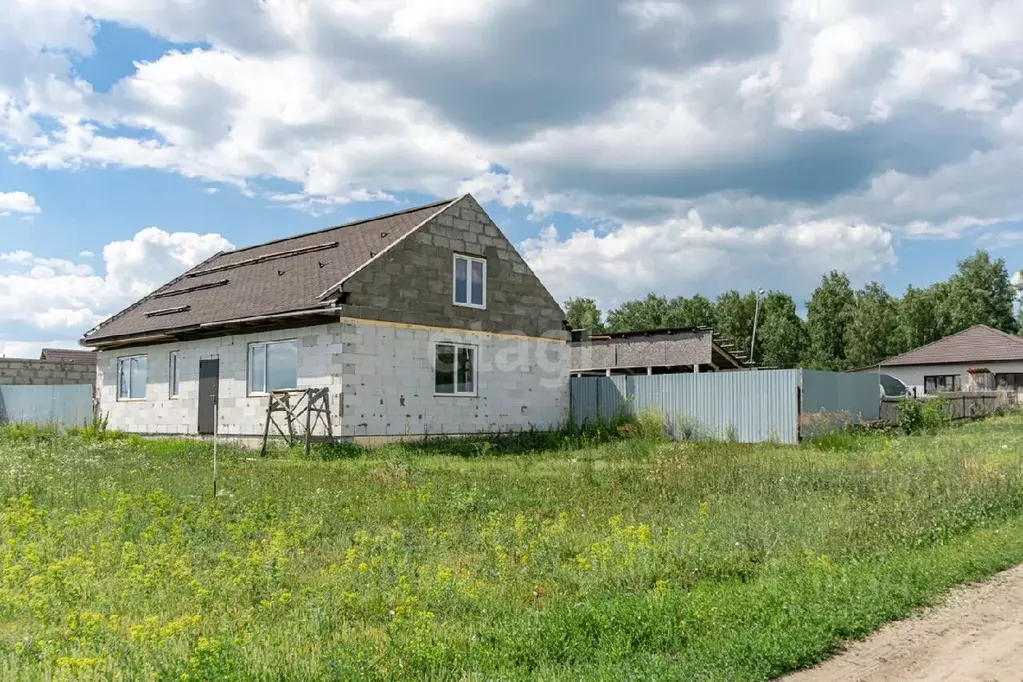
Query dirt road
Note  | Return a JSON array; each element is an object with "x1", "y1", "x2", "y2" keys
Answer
[{"x1": 783, "y1": 563, "x2": 1023, "y2": 681}]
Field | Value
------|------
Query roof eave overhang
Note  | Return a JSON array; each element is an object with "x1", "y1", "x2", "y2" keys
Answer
[{"x1": 81, "y1": 306, "x2": 341, "y2": 350}]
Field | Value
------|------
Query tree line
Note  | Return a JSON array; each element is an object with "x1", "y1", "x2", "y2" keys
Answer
[{"x1": 565, "y1": 250, "x2": 1020, "y2": 371}]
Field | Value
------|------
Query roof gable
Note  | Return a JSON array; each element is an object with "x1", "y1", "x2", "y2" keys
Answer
[
  {"x1": 82, "y1": 198, "x2": 456, "y2": 345},
  {"x1": 39, "y1": 348, "x2": 97, "y2": 364},
  {"x1": 881, "y1": 325, "x2": 1023, "y2": 366},
  {"x1": 338, "y1": 194, "x2": 568, "y2": 339}
]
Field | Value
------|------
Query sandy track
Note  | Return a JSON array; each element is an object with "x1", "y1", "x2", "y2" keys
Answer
[{"x1": 782, "y1": 563, "x2": 1023, "y2": 682}]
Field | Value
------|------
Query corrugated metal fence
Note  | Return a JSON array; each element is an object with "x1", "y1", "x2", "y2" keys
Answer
[
  {"x1": 570, "y1": 370, "x2": 879, "y2": 444},
  {"x1": 0, "y1": 385, "x2": 94, "y2": 427}
]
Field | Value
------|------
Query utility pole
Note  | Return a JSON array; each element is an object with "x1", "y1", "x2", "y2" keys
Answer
[{"x1": 750, "y1": 288, "x2": 765, "y2": 368}]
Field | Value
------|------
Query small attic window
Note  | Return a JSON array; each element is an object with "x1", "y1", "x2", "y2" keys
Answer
[{"x1": 453, "y1": 254, "x2": 485, "y2": 309}]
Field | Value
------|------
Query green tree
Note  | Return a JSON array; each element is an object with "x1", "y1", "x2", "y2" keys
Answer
[
  {"x1": 663, "y1": 294, "x2": 716, "y2": 328},
  {"x1": 606, "y1": 293, "x2": 669, "y2": 332},
  {"x1": 756, "y1": 292, "x2": 808, "y2": 368},
  {"x1": 564, "y1": 297, "x2": 604, "y2": 333},
  {"x1": 844, "y1": 281, "x2": 903, "y2": 368},
  {"x1": 938, "y1": 250, "x2": 1018, "y2": 334},
  {"x1": 899, "y1": 284, "x2": 945, "y2": 350},
  {"x1": 804, "y1": 271, "x2": 855, "y2": 370},
  {"x1": 714, "y1": 290, "x2": 759, "y2": 360}
]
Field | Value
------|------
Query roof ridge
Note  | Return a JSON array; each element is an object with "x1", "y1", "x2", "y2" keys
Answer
[
  {"x1": 975, "y1": 323, "x2": 1023, "y2": 345},
  {"x1": 216, "y1": 197, "x2": 457, "y2": 259},
  {"x1": 879, "y1": 324, "x2": 981, "y2": 365}
]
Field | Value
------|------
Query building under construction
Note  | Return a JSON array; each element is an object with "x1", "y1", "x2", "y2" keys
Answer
[{"x1": 569, "y1": 327, "x2": 751, "y2": 377}]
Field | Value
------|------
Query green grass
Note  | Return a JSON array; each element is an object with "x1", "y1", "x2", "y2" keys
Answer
[{"x1": 3, "y1": 416, "x2": 1023, "y2": 680}]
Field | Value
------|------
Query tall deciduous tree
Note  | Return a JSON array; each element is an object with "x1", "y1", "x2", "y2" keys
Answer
[
  {"x1": 899, "y1": 284, "x2": 945, "y2": 350},
  {"x1": 805, "y1": 271, "x2": 855, "y2": 370},
  {"x1": 663, "y1": 294, "x2": 717, "y2": 328},
  {"x1": 714, "y1": 290, "x2": 759, "y2": 359},
  {"x1": 571, "y1": 249, "x2": 1019, "y2": 367},
  {"x1": 938, "y1": 251, "x2": 1018, "y2": 334},
  {"x1": 844, "y1": 282, "x2": 903, "y2": 368},
  {"x1": 606, "y1": 293, "x2": 669, "y2": 332},
  {"x1": 564, "y1": 298, "x2": 604, "y2": 333},
  {"x1": 756, "y1": 292, "x2": 808, "y2": 368}
]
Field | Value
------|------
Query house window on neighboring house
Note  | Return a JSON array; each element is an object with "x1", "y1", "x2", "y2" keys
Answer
[
  {"x1": 435, "y1": 343, "x2": 476, "y2": 396},
  {"x1": 996, "y1": 373, "x2": 1023, "y2": 392},
  {"x1": 248, "y1": 340, "x2": 299, "y2": 395},
  {"x1": 117, "y1": 355, "x2": 148, "y2": 400},
  {"x1": 169, "y1": 351, "x2": 180, "y2": 398},
  {"x1": 453, "y1": 254, "x2": 486, "y2": 308},
  {"x1": 924, "y1": 374, "x2": 959, "y2": 394}
]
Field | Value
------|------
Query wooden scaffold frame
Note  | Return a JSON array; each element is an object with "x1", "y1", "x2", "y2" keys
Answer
[{"x1": 260, "y1": 388, "x2": 333, "y2": 457}]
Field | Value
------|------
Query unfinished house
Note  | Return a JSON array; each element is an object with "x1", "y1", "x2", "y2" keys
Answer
[
  {"x1": 570, "y1": 327, "x2": 748, "y2": 377},
  {"x1": 80, "y1": 195, "x2": 571, "y2": 440}
]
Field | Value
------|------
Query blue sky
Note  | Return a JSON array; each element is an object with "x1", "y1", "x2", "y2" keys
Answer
[{"x1": 2, "y1": 1, "x2": 1022, "y2": 357}]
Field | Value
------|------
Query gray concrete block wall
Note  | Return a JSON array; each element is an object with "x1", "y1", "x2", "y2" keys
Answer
[
  {"x1": 98, "y1": 322, "x2": 344, "y2": 436},
  {"x1": 342, "y1": 195, "x2": 568, "y2": 340},
  {"x1": 340, "y1": 317, "x2": 570, "y2": 437},
  {"x1": 571, "y1": 333, "x2": 712, "y2": 371},
  {"x1": 0, "y1": 358, "x2": 96, "y2": 386}
]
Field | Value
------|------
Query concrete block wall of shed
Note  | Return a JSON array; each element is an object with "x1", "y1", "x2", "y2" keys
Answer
[
  {"x1": 97, "y1": 323, "x2": 344, "y2": 436},
  {"x1": 339, "y1": 317, "x2": 570, "y2": 437},
  {"x1": 0, "y1": 358, "x2": 97, "y2": 387}
]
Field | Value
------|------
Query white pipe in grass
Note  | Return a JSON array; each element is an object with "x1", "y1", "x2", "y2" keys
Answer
[{"x1": 213, "y1": 401, "x2": 219, "y2": 498}]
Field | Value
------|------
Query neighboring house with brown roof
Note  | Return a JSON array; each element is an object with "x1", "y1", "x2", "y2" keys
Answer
[
  {"x1": 80, "y1": 195, "x2": 570, "y2": 439},
  {"x1": 39, "y1": 348, "x2": 97, "y2": 367},
  {"x1": 861, "y1": 325, "x2": 1023, "y2": 396}
]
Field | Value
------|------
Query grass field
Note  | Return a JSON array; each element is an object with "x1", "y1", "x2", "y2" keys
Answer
[{"x1": 3, "y1": 415, "x2": 1023, "y2": 680}]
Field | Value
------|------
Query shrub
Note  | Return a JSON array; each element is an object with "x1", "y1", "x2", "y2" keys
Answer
[
  {"x1": 313, "y1": 440, "x2": 366, "y2": 461},
  {"x1": 725, "y1": 424, "x2": 738, "y2": 443},
  {"x1": 0, "y1": 422, "x2": 61, "y2": 442},
  {"x1": 67, "y1": 413, "x2": 127, "y2": 442},
  {"x1": 635, "y1": 410, "x2": 667, "y2": 442},
  {"x1": 922, "y1": 395, "x2": 951, "y2": 430},
  {"x1": 669, "y1": 414, "x2": 703, "y2": 442},
  {"x1": 899, "y1": 396, "x2": 950, "y2": 434}
]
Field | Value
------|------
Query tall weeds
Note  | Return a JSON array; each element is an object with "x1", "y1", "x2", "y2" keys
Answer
[{"x1": 1, "y1": 414, "x2": 1022, "y2": 679}]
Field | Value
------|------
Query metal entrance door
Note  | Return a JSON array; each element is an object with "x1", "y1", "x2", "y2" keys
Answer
[{"x1": 198, "y1": 359, "x2": 220, "y2": 435}]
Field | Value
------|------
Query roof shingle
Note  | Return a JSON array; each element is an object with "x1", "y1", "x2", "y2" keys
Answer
[
  {"x1": 83, "y1": 198, "x2": 456, "y2": 344},
  {"x1": 39, "y1": 348, "x2": 97, "y2": 365},
  {"x1": 880, "y1": 325, "x2": 1023, "y2": 366}
]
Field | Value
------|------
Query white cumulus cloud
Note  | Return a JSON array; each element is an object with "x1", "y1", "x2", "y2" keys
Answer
[
  {"x1": 0, "y1": 191, "x2": 40, "y2": 215},
  {"x1": 521, "y1": 214, "x2": 896, "y2": 310},
  {"x1": 0, "y1": 228, "x2": 233, "y2": 334},
  {"x1": 0, "y1": 0, "x2": 1021, "y2": 306},
  {"x1": 0, "y1": 339, "x2": 80, "y2": 360}
]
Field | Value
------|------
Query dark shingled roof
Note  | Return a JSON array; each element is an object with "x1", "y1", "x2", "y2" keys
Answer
[
  {"x1": 880, "y1": 325, "x2": 1023, "y2": 367},
  {"x1": 83, "y1": 198, "x2": 456, "y2": 344},
  {"x1": 40, "y1": 348, "x2": 97, "y2": 365}
]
